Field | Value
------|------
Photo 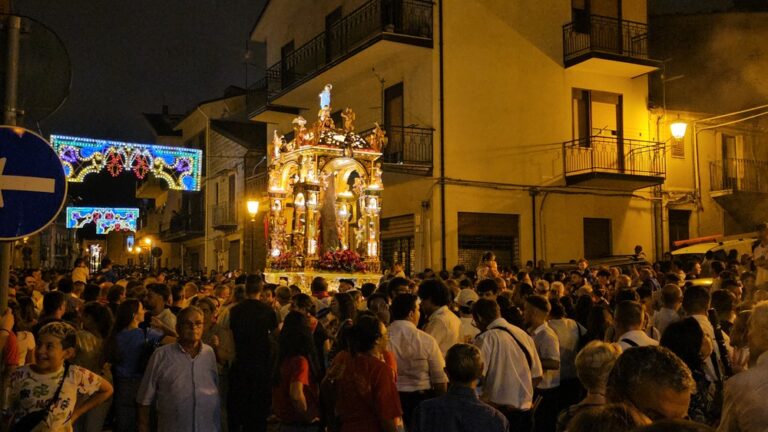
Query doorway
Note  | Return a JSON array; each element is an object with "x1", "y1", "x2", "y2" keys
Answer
[
  {"x1": 583, "y1": 217, "x2": 612, "y2": 258},
  {"x1": 668, "y1": 210, "x2": 691, "y2": 250}
]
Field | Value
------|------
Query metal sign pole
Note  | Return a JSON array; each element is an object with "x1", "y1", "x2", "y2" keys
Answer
[{"x1": 0, "y1": 14, "x2": 21, "y2": 312}]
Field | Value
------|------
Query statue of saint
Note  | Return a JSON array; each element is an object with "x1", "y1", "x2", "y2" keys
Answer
[{"x1": 319, "y1": 84, "x2": 332, "y2": 110}]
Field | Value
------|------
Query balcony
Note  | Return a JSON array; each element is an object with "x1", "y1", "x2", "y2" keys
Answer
[
  {"x1": 563, "y1": 136, "x2": 665, "y2": 190},
  {"x1": 710, "y1": 158, "x2": 768, "y2": 229},
  {"x1": 253, "y1": 0, "x2": 432, "y2": 111},
  {"x1": 211, "y1": 203, "x2": 239, "y2": 231},
  {"x1": 563, "y1": 15, "x2": 659, "y2": 77},
  {"x1": 359, "y1": 125, "x2": 433, "y2": 176},
  {"x1": 159, "y1": 213, "x2": 204, "y2": 243}
]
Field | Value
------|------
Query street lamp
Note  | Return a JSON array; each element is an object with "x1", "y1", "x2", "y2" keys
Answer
[
  {"x1": 144, "y1": 237, "x2": 153, "y2": 271},
  {"x1": 247, "y1": 200, "x2": 260, "y2": 221},
  {"x1": 246, "y1": 199, "x2": 260, "y2": 274},
  {"x1": 670, "y1": 121, "x2": 687, "y2": 140}
]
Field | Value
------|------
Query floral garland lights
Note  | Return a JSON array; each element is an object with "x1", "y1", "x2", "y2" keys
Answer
[
  {"x1": 65, "y1": 207, "x2": 139, "y2": 234},
  {"x1": 50, "y1": 135, "x2": 202, "y2": 191}
]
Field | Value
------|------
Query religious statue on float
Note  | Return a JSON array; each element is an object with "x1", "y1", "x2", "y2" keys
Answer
[{"x1": 265, "y1": 84, "x2": 384, "y2": 276}]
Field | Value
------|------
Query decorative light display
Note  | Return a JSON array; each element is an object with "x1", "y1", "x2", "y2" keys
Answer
[
  {"x1": 50, "y1": 135, "x2": 202, "y2": 191},
  {"x1": 265, "y1": 84, "x2": 383, "y2": 277},
  {"x1": 66, "y1": 207, "x2": 139, "y2": 234}
]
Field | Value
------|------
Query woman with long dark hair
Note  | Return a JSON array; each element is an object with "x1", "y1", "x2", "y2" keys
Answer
[
  {"x1": 328, "y1": 292, "x2": 357, "y2": 361},
  {"x1": 660, "y1": 317, "x2": 721, "y2": 426},
  {"x1": 273, "y1": 311, "x2": 322, "y2": 430},
  {"x1": 104, "y1": 299, "x2": 176, "y2": 432},
  {"x1": 327, "y1": 313, "x2": 402, "y2": 432}
]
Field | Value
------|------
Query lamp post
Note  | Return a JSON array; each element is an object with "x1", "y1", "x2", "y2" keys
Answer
[
  {"x1": 144, "y1": 237, "x2": 153, "y2": 271},
  {"x1": 246, "y1": 199, "x2": 260, "y2": 274}
]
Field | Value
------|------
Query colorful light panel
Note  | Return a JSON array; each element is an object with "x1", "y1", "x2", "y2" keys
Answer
[
  {"x1": 51, "y1": 135, "x2": 202, "y2": 191},
  {"x1": 66, "y1": 207, "x2": 140, "y2": 234}
]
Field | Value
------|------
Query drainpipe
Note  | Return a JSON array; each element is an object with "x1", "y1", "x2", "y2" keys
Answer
[
  {"x1": 438, "y1": 0, "x2": 446, "y2": 271},
  {"x1": 530, "y1": 188, "x2": 539, "y2": 264}
]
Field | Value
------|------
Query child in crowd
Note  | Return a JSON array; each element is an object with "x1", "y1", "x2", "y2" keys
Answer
[{"x1": 4, "y1": 322, "x2": 113, "y2": 431}]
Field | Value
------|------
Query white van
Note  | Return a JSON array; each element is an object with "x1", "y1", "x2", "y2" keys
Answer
[{"x1": 671, "y1": 237, "x2": 756, "y2": 263}]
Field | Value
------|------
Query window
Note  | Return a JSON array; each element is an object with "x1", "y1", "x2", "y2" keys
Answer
[
  {"x1": 583, "y1": 218, "x2": 612, "y2": 258},
  {"x1": 458, "y1": 212, "x2": 520, "y2": 269},
  {"x1": 671, "y1": 136, "x2": 685, "y2": 158}
]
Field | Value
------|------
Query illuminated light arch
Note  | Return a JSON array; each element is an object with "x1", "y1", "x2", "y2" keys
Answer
[
  {"x1": 66, "y1": 207, "x2": 140, "y2": 234},
  {"x1": 51, "y1": 135, "x2": 202, "y2": 191}
]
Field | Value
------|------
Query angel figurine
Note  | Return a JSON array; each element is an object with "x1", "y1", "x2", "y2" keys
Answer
[
  {"x1": 368, "y1": 122, "x2": 388, "y2": 152},
  {"x1": 272, "y1": 130, "x2": 283, "y2": 160},
  {"x1": 341, "y1": 107, "x2": 356, "y2": 131}
]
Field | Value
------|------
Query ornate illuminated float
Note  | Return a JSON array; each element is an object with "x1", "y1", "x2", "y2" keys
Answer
[{"x1": 264, "y1": 84, "x2": 386, "y2": 288}]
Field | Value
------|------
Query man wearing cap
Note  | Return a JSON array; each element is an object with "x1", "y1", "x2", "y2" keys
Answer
[
  {"x1": 753, "y1": 223, "x2": 768, "y2": 286},
  {"x1": 457, "y1": 289, "x2": 480, "y2": 343}
]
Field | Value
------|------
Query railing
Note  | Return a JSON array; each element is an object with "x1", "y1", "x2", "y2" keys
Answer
[
  {"x1": 710, "y1": 158, "x2": 768, "y2": 193},
  {"x1": 261, "y1": 0, "x2": 433, "y2": 99},
  {"x1": 563, "y1": 15, "x2": 648, "y2": 63},
  {"x1": 160, "y1": 213, "x2": 204, "y2": 240},
  {"x1": 211, "y1": 202, "x2": 239, "y2": 228},
  {"x1": 564, "y1": 136, "x2": 665, "y2": 177},
  {"x1": 359, "y1": 125, "x2": 433, "y2": 165}
]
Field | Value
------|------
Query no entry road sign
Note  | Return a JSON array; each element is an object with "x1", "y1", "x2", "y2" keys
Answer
[{"x1": 0, "y1": 126, "x2": 67, "y2": 240}]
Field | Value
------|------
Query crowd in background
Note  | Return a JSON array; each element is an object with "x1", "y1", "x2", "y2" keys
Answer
[{"x1": 1, "y1": 229, "x2": 768, "y2": 432}]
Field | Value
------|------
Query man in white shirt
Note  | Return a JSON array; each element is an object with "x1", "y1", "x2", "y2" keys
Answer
[
  {"x1": 683, "y1": 286, "x2": 733, "y2": 383},
  {"x1": 456, "y1": 289, "x2": 480, "y2": 343},
  {"x1": 653, "y1": 284, "x2": 682, "y2": 336},
  {"x1": 472, "y1": 298, "x2": 542, "y2": 431},
  {"x1": 388, "y1": 294, "x2": 448, "y2": 426},
  {"x1": 614, "y1": 301, "x2": 659, "y2": 351},
  {"x1": 418, "y1": 279, "x2": 461, "y2": 355},
  {"x1": 524, "y1": 295, "x2": 560, "y2": 432}
]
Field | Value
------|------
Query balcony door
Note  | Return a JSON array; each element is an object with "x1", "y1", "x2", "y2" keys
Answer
[
  {"x1": 572, "y1": 89, "x2": 624, "y2": 170},
  {"x1": 384, "y1": 82, "x2": 404, "y2": 162},
  {"x1": 721, "y1": 134, "x2": 745, "y2": 190}
]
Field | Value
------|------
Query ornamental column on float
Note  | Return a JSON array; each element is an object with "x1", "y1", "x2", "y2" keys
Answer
[{"x1": 264, "y1": 84, "x2": 386, "y2": 289}]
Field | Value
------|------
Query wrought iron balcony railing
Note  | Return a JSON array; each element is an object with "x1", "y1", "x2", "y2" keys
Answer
[
  {"x1": 159, "y1": 213, "x2": 204, "y2": 242},
  {"x1": 359, "y1": 125, "x2": 433, "y2": 166},
  {"x1": 564, "y1": 136, "x2": 665, "y2": 177},
  {"x1": 710, "y1": 158, "x2": 768, "y2": 193},
  {"x1": 563, "y1": 14, "x2": 649, "y2": 64},
  {"x1": 258, "y1": 0, "x2": 433, "y2": 100},
  {"x1": 211, "y1": 203, "x2": 239, "y2": 230}
]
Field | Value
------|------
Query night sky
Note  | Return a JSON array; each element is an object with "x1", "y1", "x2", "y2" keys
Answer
[{"x1": 14, "y1": 0, "x2": 266, "y2": 206}]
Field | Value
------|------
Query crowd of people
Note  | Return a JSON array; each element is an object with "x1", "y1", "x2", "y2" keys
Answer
[{"x1": 1, "y1": 231, "x2": 768, "y2": 432}]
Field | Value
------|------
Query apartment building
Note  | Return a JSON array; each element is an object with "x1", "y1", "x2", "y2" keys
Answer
[{"x1": 248, "y1": 0, "x2": 672, "y2": 271}]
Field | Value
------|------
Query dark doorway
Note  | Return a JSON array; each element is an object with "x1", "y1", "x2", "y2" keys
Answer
[
  {"x1": 384, "y1": 82, "x2": 404, "y2": 162},
  {"x1": 583, "y1": 217, "x2": 612, "y2": 258},
  {"x1": 668, "y1": 209, "x2": 691, "y2": 250}
]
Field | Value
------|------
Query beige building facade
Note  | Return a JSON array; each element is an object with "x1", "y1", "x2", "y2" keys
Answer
[{"x1": 248, "y1": 0, "x2": 753, "y2": 272}]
